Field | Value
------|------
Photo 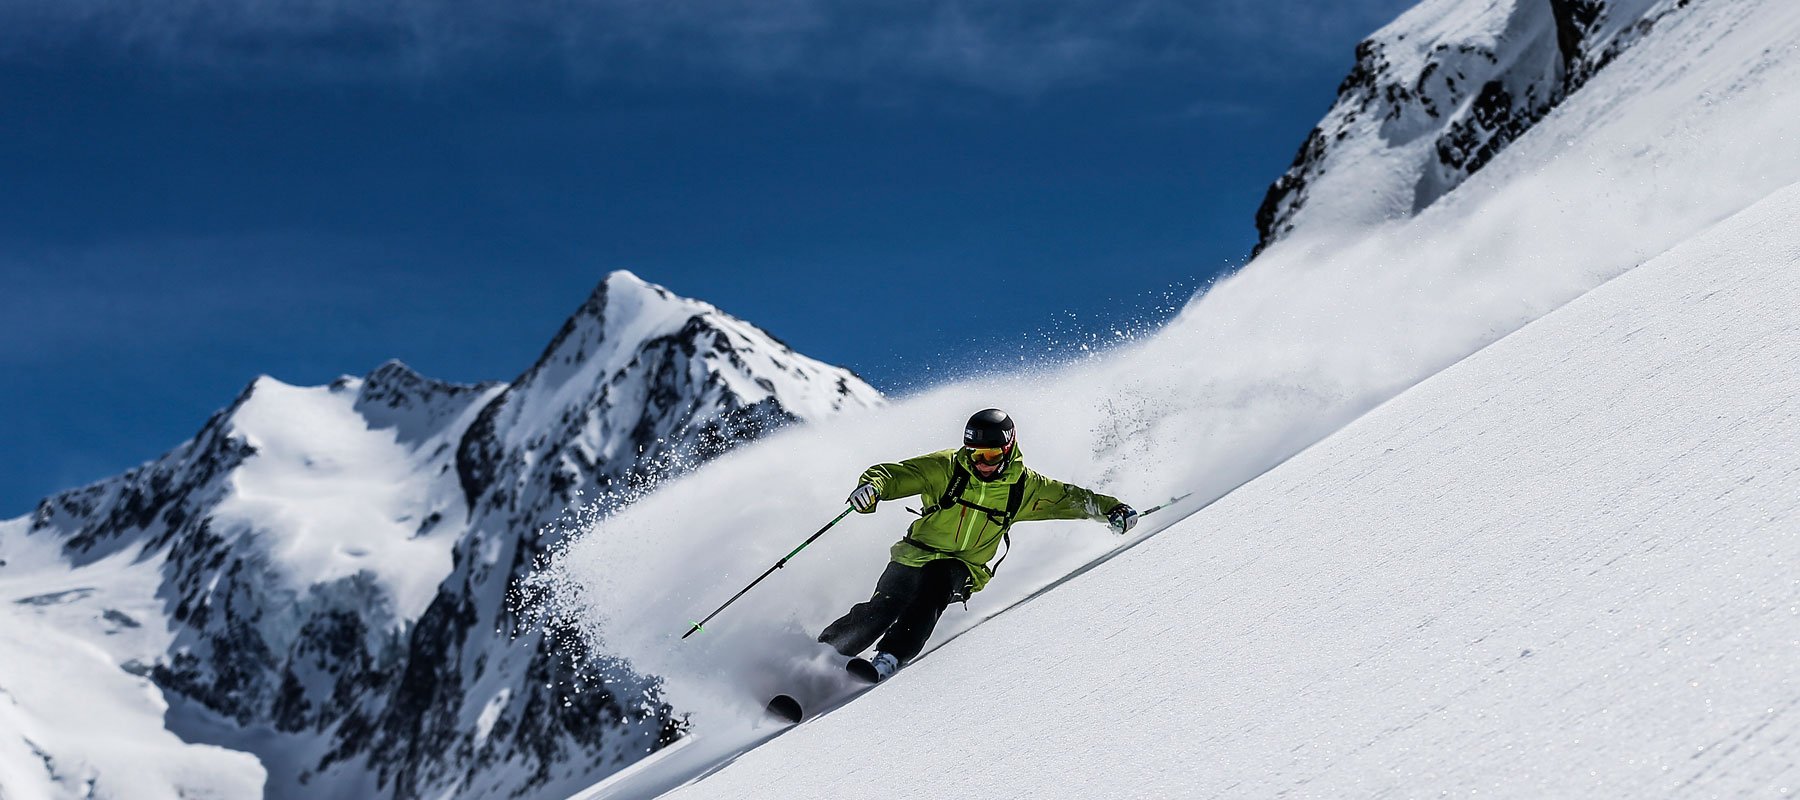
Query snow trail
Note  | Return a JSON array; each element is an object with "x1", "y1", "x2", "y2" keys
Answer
[
  {"x1": 670, "y1": 175, "x2": 1800, "y2": 800},
  {"x1": 532, "y1": 0, "x2": 1800, "y2": 792}
]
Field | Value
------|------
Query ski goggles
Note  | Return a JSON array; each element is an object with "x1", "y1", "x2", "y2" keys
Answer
[{"x1": 968, "y1": 446, "x2": 1010, "y2": 465}]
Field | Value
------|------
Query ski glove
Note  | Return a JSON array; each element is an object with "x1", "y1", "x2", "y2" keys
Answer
[
  {"x1": 1106, "y1": 503, "x2": 1138, "y2": 535},
  {"x1": 849, "y1": 483, "x2": 881, "y2": 513}
]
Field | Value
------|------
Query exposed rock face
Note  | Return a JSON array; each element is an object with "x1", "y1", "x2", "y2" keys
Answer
[
  {"x1": 12, "y1": 271, "x2": 881, "y2": 799},
  {"x1": 1254, "y1": 0, "x2": 1690, "y2": 253}
]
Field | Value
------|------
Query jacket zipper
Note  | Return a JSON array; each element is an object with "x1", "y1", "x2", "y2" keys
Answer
[{"x1": 958, "y1": 480, "x2": 992, "y2": 551}]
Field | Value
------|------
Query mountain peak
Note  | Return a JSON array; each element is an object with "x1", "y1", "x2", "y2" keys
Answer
[
  {"x1": 456, "y1": 271, "x2": 881, "y2": 517},
  {"x1": 365, "y1": 357, "x2": 423, "y2": 384},
  {"x1": 601, "y1": 268, "x2": 669, "y2": 299},
  {"x1": 353, "y1": 359, "x2": 503, "y2": 445},
  {"x1": 1253, "y1": 0, "x2": 1688, "y2": 253},
  {"x1": 582, "y1": 269, "x2": 695, "y2": 329},
  {"x1": 10, "y1": 267, "x2": 881, "y2": 800},
  {"x1": 523, "y1": 272, "x2": 715, "y2": 388}
]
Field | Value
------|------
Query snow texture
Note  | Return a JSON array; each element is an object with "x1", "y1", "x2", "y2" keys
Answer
[
  {"x1": 1255, "y1": 0, "x2": 1684, "y2": 251},
  {"x1": 213, "y1": 374, "x2": 477, "y2": 623},
  {"x1": 540, "y1": 0, "x2": 1800, "y2": 794},
  {"x1": 5, "y1": 0, "x2": 1800, "y2": 793},
  {"x1": 1, "y1": 271, "x2": 880, "y2": 799},
  {"x1": 665, "y1": 173, "x2": 1800, "y2": 800},
  {"x1": 0, "y1": 518, "x2": 267, "y2": 799}
]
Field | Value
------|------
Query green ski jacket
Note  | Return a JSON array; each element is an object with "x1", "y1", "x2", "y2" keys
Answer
[{"x1": 857, "y1": 446, "x2": 1123, "y2": 593}]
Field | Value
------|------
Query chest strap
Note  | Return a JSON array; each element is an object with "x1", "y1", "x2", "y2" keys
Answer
[{"x1": 907, "y1": 464, "x2": 1028, "y2": 575}]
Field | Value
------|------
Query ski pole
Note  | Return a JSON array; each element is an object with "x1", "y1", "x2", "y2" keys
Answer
[
  {"x1": 682, "y1": 506, "x2": 856, "y2": 640},
  {"x1": 1140, "y1": 492, "x2": 1193, "y2": 517}
]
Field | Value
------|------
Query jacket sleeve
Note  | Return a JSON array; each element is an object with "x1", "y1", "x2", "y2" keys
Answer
[
  {"x1": 1016, "y1": 468, "x2": 1123, "y2": 523},
  {"x1": 857, "y1": 452, "x2": 949, "y2": 502}
]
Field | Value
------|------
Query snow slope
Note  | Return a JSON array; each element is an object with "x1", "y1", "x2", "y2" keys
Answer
[
  {"x1": 1, "y1": 271, "x2": 881, "y2": 799},
  {"x1": 0, "y1": 517, "x2": 267, "y2": 799},
  {"x1": 213, "y1": 373, "x2": 488, "y2": 625},
  {"x1": 667, "y1": 174, "x2": 1800, "y2": 799},
  {"x1": 0, "y1": 604, "x2": 266, "y2": 799},
  {"x1": 1255, "y1": 0, "x2": 1684, "y2": 251},
  {"x1": 535, "y1": 0, "x2": 1800, "y2": 793}
]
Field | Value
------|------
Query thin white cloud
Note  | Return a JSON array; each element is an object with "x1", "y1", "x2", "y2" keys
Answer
[
  {"x1": 0, "y1": 0, "x2": 1413, "y2": 93},
  {"x1": 0, "y1": 234, "x2": 396, "y2": 365}
]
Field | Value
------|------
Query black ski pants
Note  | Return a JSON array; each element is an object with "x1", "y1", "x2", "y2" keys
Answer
[{"x1": 818, "y1": 559, "x2": 969, "y2": 663}]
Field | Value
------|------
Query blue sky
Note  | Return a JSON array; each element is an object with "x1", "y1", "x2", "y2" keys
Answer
[{"x1": 0, "y1": 0, "x2": 1412, "y2": 515}]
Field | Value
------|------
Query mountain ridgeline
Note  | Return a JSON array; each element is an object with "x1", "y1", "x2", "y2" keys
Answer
[
  {"x1": 1, "y1": 0, "x2": 1726, "y2": 797},
  {"x1": 1255, "y1": 0, "x2": 1691, "y2": 253},
  {"x1": 12, "y1": 271, "x2": 881, "y2": 798}
]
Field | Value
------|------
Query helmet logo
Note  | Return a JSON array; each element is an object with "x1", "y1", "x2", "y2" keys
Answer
[{"x1": 963, "y1": 408, "x2": 1016, "y2": 449}]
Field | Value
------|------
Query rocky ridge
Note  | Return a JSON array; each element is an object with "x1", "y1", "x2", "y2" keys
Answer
[
  {"x1": 1255, "y1": 0, "x2": 1690, "y2": 253},
  {"x1": 3, "y1": 271, "x2": 881, "y2": 799}
]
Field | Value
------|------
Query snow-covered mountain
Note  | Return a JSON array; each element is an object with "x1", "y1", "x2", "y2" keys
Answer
[
  {"x1": 668, "y1": 145, "x2": 1800, "y2": 800},
  {"x1": 9, "y1": 0, "x2": 1799, "y2": 793},
  {"x1": 1255, "y1": 0, "x2": 1689, "y2": 251},
  {"x1": 528, "y1": 0, "x2": 1800, "y2": 795},
  {"x1": 0, "y1": 271, "x2": 881, "y2": 798}
]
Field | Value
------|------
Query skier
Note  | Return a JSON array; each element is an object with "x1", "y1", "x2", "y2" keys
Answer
[{"x1": 819, "y1": 408, "x2": 1137, "y2": 682}]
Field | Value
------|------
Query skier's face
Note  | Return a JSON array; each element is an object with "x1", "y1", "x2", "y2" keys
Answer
[{"x1": 969, "y1": 445, "x2": 1009, "y2": 479}]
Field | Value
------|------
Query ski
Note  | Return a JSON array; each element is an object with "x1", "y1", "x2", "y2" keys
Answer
[{"x1": 766, "y1": 694, "x2": 803, "y2": 723}]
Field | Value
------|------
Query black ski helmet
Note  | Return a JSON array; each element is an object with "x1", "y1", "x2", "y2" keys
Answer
[{"x1": 963, "y1": 408, "x2": 1016, "y2": 449}]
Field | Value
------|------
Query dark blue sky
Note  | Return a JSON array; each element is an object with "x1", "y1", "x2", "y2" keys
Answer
[{"x1": 0, "y1": 0, "x2": 1411, "y2": 515}]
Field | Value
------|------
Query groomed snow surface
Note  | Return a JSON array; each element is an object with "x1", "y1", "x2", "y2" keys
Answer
[{"x1": 667, "y1": 178, "x2": 1800, "y2": 800}]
